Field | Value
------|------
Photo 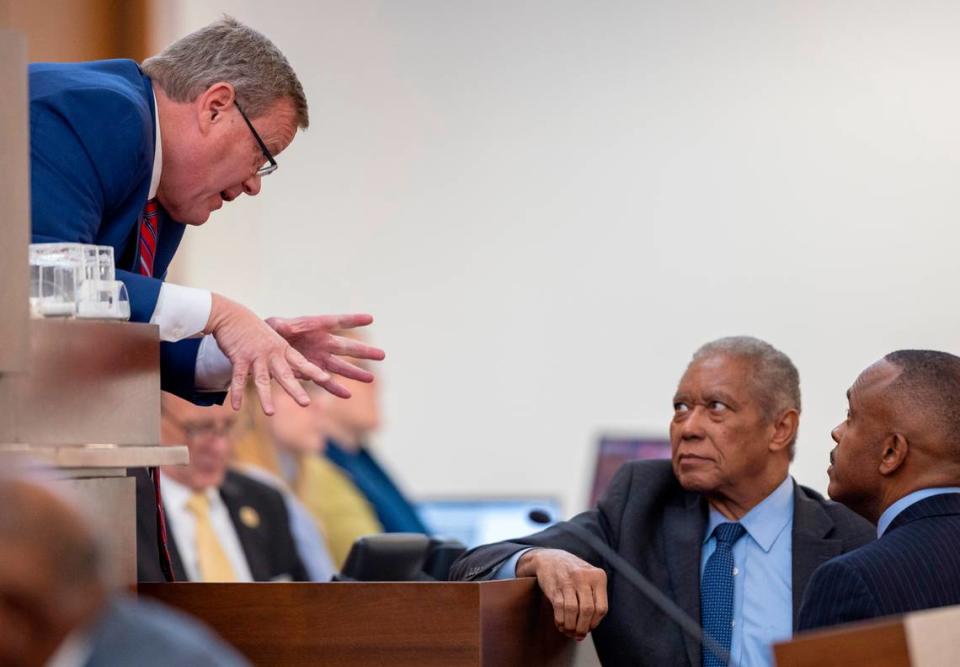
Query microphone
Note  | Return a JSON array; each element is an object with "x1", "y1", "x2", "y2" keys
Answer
[{"x1": 527, "y1": 509, "x2": 731, "y2": 667}]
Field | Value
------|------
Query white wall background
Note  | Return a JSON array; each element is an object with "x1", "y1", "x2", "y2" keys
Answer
[{"x1": 159, "y1": 1, "x2": 960, "y2": 516}]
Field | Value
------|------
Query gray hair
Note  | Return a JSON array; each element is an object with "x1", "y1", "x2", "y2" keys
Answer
[
  {"x1": 691, "y1": 336, "x2": 801, "y2": 458},
  {"x1": 142, "y1": 16, "x2": 309, "y2": 128}
]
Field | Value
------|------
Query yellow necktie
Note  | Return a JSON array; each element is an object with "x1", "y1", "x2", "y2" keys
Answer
[{"x1": 185, "y1": 492, "x2": 237, "y2": 582}]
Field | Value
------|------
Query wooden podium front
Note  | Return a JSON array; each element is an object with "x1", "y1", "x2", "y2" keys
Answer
[
  {"x1": 140, "y1": 579, "x2": 574, "y2": 667},
  {"x1": 774, "y1": 604, "x2": 960, "y2": 667}
]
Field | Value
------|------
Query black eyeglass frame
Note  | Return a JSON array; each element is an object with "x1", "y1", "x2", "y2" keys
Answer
[{"x1": 235, "y1": 101, "x2": 278, "y2": 177}]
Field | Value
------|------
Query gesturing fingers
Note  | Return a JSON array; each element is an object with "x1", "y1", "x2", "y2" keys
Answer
[
  {"x1": 230, "y1": 360, "x2": 250, "y2": 411},
  {"x1": 323, "y1": 355, "x2": 375, "y2": 383},
  {"x1": 251, "y1": 357, "x2": 275, "y2": 416},
  {"x1": 269, "y1": 353, "x2": 310, "y2": 407}
]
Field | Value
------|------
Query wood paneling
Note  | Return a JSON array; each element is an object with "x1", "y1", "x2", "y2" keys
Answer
[
  {"x1": 0, "y1": 320, "x2": 161, "y2": 446},
  {"x1": 0, "y1": 0, "x2": 148, "y2": 62},
  {"x1": 140, "y1": 579, "x2": 575, "y2": 667},
  {"x1": 774, "y1": 618, "x2": 911, "y2": 667}
]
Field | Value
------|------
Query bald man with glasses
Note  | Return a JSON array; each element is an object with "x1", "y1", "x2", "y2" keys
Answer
[{"x1": 135, "y1": 393, "x2": 309, "y2": 583}]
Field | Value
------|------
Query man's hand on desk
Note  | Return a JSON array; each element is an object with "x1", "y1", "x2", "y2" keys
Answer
[
  {"x1": 516, "y1": 548, "x2": 608, "y2": 641},
  {"x1": 205, "y1": 295, "x2": 384, "y2": 414}
]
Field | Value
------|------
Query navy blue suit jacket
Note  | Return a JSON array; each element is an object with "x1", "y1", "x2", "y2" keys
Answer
[
  {"x1": 798, "y1": 493, "x2": 960, "y2": 630},
  {"x1": 29, "y1": 59, "x2": 214, "y2": 403}
]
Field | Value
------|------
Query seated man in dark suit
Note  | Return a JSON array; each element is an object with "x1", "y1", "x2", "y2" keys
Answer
[
  {"x1": 0, "y1": 470, "x2": 247, "y2": 667},
  {"x1": 450, "y1": 336, "x2": 874, "y2": 667},
  {"x1": 798, "y1": 350, "x2": 960, "y2": 630},
  {"x1": 136, "y1": 393, "x2": 308, "y2": 582}
]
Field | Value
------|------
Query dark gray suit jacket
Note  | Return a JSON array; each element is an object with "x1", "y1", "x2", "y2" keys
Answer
[
  {"x1": 449, "y1": 460, "x2": 875, "y2": 667},
  {"x1": 135, "y1": 469, "x2": 309, "y2": 583}
]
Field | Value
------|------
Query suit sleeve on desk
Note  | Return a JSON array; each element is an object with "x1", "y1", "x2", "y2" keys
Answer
[{"x1": 494, "y1": 548, "x2": 535, "y2": 579}]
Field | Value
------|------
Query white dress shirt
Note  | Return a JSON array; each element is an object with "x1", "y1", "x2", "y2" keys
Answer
[
  {"x1": 160, "y1": 475, "x2": 254, "y2": 582},
  {"x1": 145, "y1": 90, "x2": 233, "y2": 391}
]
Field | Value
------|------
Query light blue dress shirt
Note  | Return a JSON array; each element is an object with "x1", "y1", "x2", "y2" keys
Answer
[
  {"x1": 876, "y1": 487, "x2": 960, "y2": 538},
  {"x1": 702, "y1": 476, "x2": 794, "y2": 667},
  {"x1": 496, "y1": 477, "x2": 795, "y2": 667}
]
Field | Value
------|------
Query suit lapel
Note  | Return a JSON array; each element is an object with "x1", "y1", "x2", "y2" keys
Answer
[
  {"x1": 664, "y1": 492, "x2": 707, "y2": 667},
  {"x1": 790, "y1": 482, "x2": 842, "y2": 626},
  {"x1": 220, "y1": 474, "x2": 270, "y2": 581}
]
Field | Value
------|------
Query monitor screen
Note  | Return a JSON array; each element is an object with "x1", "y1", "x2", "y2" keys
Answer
[
  {"x1": 588, "y1": 435, "x2": 671, "y2": 507},
  {"x1": 416, "y1": 498, "x2": 563, "y2": 549}
]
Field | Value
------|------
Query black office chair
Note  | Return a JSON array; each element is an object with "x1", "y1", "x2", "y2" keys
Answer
[{"x1": 337, "y1": 533, "x2": 466, "y2": 581}]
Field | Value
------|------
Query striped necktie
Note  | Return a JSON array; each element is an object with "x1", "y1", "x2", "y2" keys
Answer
[
  {"x1": 137, "y1": 198, "x2": 159, "y2": 277},
  {"x1": 138, "y1": 198, "x2": 175, "y2": 580}
]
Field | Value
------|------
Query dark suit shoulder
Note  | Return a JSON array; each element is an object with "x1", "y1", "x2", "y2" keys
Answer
[
  {"x1": 221, "y1": 469, "x2": 288, "y2": 512},
  {"x1": 795, "y1": 483, "x2": 875, "y2": 547}
]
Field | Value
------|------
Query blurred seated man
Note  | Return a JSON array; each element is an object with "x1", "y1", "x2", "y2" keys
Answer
[
  {"x1": 0, "y1": 469, "x2": 247, "y2": 667},
  {"x1": 136, "y1": 393, "x2": 307, "y2": 582},
  {"x1": 231, "y1": 381, "x2": 374, "y2": 571},
  {"x1": 450, "y1": 336, "x2": 874, "y2": 667},
  {"x1": 798, "y1": 350, "x2": 960, "y2": 630},
  {"x1": 320, "y1": 345, "x2": 428, "y2": 536}
]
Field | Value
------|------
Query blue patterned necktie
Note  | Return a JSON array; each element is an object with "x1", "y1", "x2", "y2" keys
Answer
[{"x1": 701, "y1": 522, "x2": 746, "y2": 667}]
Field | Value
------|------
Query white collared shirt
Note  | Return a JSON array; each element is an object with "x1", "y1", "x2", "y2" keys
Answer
[
  {"x1": 160, "y1": 474, "x2": 254, "y2": 582},
  {"x1": 145, "y1": 86, "x2": 233, "y2": 391}
]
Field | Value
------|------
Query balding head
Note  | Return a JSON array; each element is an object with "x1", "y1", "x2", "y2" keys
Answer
[
  {"x1": 882, "y1": 350, "x2": 960, "y2": 454},
  {"x1": 0, "y1": 472, "x2": 108, "y2": 666},
  {"x1": 828, "y1": 350, "x2": 960, "y2": 522}
]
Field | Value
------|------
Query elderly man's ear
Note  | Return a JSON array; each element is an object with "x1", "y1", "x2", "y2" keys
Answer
[
  {"x1": 769, "y1": 409, "x2": 800, "y2": 454},
  {"x1": 879, "y1": 433, "x2": 909, "y2": 476}
]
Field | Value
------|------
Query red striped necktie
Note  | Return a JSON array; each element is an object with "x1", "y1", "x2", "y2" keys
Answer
[
  {"x1": 137, "y1": 197, "x2": 175, "y2": 581},
  {"x1": 138, "y1": 198, "x2": 160, "y2": 277}
]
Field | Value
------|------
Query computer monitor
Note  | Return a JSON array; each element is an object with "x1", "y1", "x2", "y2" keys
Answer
[
  {"x1": 416, "y1": 498, "x2": 563, "y2": 549},
  {"x1": 588, "y1": 435, "x2": 671, "y2": 507}
]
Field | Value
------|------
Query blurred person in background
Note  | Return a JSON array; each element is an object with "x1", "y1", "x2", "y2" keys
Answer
[
  {"x1": 136, "y1": 393, "x2": 308, "y2": 582},
  {"x1": 0, "y1": 469, "x2": 248, "y2": 667},
  {"x1": 320, "y1": 336, "x2": 428, "y2": 536},
  {"x1": 232, "y1": 381, "x2": 383, "y2": 568}
]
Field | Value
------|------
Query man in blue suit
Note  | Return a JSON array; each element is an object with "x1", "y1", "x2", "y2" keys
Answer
[
  {"x1": 30, "y1": 16, "x2": 384, "y2": 412},
  {"x1": 798, "y1": 350, "x2": 960, "y2": 630}
]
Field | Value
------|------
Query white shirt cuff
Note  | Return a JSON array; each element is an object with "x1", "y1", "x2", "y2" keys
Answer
[
  {"x1": 149, "y1": 283, "x2": 212, "y2": 342},
  {"x1": 195, "y1": 335, "x2": 233, "y2": 391}
]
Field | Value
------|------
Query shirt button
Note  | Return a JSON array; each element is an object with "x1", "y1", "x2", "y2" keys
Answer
[
  {"x1": 731, "y1": 620, "x2": 736, "y2": 627},
  {"x1": 733, "y1": 567, "x2": 740, "y2": 576}
]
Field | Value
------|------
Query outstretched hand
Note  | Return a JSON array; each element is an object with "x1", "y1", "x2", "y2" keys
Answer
[
  {"x1": 205, "y1": 294, "x2": 383, "y2": 414},
  {"x1": 266, "y1": 313, "x2": 386, "y2": 398}
]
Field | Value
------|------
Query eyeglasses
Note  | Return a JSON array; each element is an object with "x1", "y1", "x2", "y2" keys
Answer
[
  {"x1": 235, "y1": 101, "x2": 278, "y2": 177},
  {"x1": 164, "y1": 414, "x2": 240, "y2": 444}
]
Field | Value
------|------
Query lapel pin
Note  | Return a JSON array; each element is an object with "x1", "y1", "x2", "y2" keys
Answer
[{"x1": 239, "y1": 506, "x2": 260, "y2": 529}]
